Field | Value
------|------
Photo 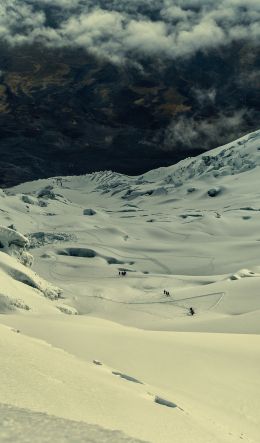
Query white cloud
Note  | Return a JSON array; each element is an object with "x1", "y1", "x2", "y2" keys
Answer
[
  {"x1": 0, "y1": 0, "x2": 259, "y2": 61},
  {"x1": 176, "y1": 18, "x2": 226, "y2": 56},
  {"x1": 164, "y1": 109, "x2": 251, "y2": 150},
  {"x1": 124, "y1": 20, "x2": 172, "y2": 55}
]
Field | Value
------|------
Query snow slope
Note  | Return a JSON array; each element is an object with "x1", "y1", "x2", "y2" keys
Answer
[{"x1": 0, "y1": 129, "x2": 260, "y2": 443}]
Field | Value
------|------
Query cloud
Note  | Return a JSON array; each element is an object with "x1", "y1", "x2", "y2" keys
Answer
[
  {"x1": 163, "y1": 109, "x2": 252, "y2": 151},
  {"x1": 192, "y1": 88, "x2": 217, "y2": 106},
  {"x1": 0, "y1": 0, "x2": 259, "y2": 61}
]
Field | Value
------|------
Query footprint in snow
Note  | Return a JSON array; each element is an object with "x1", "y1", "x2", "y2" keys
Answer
[
  {"x1": 92, "y1": 361, "x2": 143, "y2": 384},
  {"x1": 154, "y1": 396, "x2": 177, "y2": 409},
  {"x1": 93, "y1": 360, "x2": 102, "y2": 366},
  {"x1": 112, "y1": 371, "x2": 144, "y2": 385},
  {"x1": 93, "y1": 361, "x2": 179, "y2": 410},
  {"x1": 146, "y1": 392, "x2": 178, "y2": 410}
]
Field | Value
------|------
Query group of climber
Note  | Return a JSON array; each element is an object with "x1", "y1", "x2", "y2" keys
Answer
[{"x1": 119, "y1": 271, "x2": 127, "y2": 277}]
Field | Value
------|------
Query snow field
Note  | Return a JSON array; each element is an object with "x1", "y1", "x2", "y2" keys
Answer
[{"x1": 0, "y1": 129, "x2": 260, "y2": 442}]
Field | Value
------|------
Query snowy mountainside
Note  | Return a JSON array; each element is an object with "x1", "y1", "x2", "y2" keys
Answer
[
  {"x1": 0, "y1": 130, "x2": 260, "y2": 443},
  {"x1": 143, "y1": 130, "x2": 260, "y2": 182},
  {"x1": 62, "y1": 129, "x2": 260, "y2": 195}
]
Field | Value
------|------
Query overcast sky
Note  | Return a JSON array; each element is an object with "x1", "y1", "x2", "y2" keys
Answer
[{"x1": 0, "y1": 0, "x2": 259, "y2": 61}]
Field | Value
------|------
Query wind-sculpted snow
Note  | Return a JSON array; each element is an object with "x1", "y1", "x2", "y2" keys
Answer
[
  {"x1": 57, "y1": 247, "x2": 134, "y2": 266},
  {"x1": 0, "y1": 294, "x2": 30, "y2": 313},
  {"x1": 0, "y1": 225, "x2": 29, "y2": 251},
  {"x1": 0, "y1": 225, "x2": 33, "y2": 267},
  {"x1": 0, "y1": 251, "x2": 62, "y2": 306},
  {"x1": 83, "y1": 208, "x2": 96, "y2": 216},
  {"x1": 0, "y1": 225, "x2": 62, "y2": 313},
  {"x1": 229, "y1": 268, "x2": 260, "y2": 281},
  {"x1": 28, "y1": 232, "x2": 76, "y2": 249}
]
